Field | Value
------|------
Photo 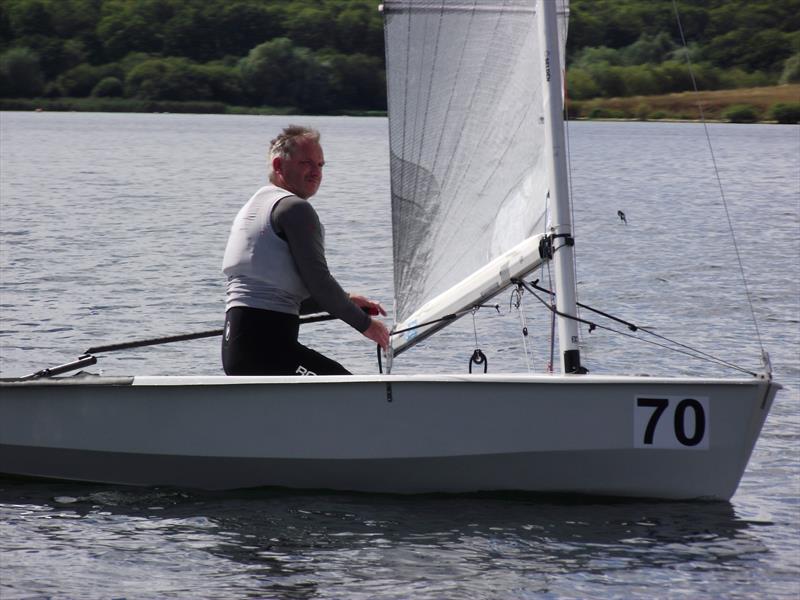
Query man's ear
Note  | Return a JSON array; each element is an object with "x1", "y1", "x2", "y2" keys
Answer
[{"x1": 272, "y1": 156, "x2": 282, "y2": 175}]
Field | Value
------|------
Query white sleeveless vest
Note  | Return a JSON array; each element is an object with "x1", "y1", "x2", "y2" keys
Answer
[{"x1": 222, "y1": 185, "x2": 310, "y2": 314}]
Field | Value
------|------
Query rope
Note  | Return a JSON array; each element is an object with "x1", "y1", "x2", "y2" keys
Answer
[
  {"x1": 390, "y1": 304, "x2": 498, "y2": 337},
  {"x1": 85, "y1": 312, "x2": 337, "y2": 355},
  {"x1": 545, "y1": 264, "x2": 557, "y2": 373},
  {"x1": 511, "y1": 286, "x2": 532, "y2": 372},
  {"x1": 86, "y1": 329, "x2": 222, "y2": 354},
  {"x1": 671, "y1": 0, "x2": 765, "y2": 359}
]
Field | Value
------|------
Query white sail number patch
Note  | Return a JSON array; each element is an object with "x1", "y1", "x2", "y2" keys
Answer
[{"x1": 634, "y1": 396, "x2": 710, "y2": 449}]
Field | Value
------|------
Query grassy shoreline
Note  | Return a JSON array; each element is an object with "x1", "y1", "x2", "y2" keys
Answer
[
  {"x1": 569, "y1": 84, "x2": 800, "y2": 123},
  {"x1": 1, "y1": 85, "x2": 797, "y2": 123}
]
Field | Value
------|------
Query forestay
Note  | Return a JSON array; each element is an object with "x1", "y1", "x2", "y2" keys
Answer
[{"x1": 382, "y1": 0, "x2": 570, "y2": 356}]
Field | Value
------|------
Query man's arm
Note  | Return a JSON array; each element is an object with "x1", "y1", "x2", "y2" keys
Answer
[{"x1": 274, "y1": 197, "x2": 372, "y2": 332}]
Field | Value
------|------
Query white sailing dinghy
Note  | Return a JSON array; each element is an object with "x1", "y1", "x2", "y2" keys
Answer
[{"x1": 0, "y1": 0, "x2": 779, "y2": 500}]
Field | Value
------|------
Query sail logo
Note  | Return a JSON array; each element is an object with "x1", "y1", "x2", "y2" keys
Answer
[
  {"x1": 545, "y1": 50, "x2": 551, "y2": 82},
  {"x1": 296, "y1": 365, "x2": 317, "y2": 376}
]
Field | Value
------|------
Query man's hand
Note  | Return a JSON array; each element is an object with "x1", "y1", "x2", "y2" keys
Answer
[
  {"x1": 363, "y1": 318, "x2": 390, "y2": 350},
  {"x1": 350, "y1": 294, "x2": 387, "y2": 317}
]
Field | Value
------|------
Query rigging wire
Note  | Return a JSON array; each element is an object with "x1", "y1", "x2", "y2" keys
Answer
[
  {"x1": 671, "y1": 0, "x2": 766, "y2": 361},
  {"x1": 517, "y1": 279, "x2": 758, "y2": 377},
  {"x1": 527, "y1": 279, "x2": 753, "y2": 369}
]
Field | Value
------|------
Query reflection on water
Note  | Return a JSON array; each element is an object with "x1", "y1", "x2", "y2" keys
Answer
[{"x1": 0, "y1": 478, "x2": 783, "y2": 599}]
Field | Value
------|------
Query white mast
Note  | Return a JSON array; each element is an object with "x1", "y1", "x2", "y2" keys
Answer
[{"x1": 536, "y1": 0, "x2": 583, "y2": 374}]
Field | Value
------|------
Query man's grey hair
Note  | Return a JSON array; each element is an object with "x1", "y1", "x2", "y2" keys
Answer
[{"x1": 268, "y1": 125, "x2": 320, "y2": 183}]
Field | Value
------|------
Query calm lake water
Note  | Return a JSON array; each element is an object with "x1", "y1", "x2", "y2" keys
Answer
[{"x1": 0, "y1": 112, "x2": 798, "y2": 598}]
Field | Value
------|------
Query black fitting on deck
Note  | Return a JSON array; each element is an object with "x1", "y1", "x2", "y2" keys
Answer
[{"x1": 469, "y1": 349, "x2": 488, "y2": 373}]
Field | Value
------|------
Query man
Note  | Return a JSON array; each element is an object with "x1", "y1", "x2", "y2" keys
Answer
[{"x1": 221, "y1": 125, "x2": 390, "y2": 375}]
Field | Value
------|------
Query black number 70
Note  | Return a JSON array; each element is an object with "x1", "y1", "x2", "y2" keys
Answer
[{"x1": 637, "y1": 397, "x2": 706, "y2": 446}]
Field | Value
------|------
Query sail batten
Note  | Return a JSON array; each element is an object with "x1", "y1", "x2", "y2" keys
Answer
[{"x1": 384, "y1": 0, "x2": 569, "y2": 351}]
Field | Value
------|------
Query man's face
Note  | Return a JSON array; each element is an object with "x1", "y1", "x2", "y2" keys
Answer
[{"x1": 275, "y1": 139, "x2": 324, "y2": 199}]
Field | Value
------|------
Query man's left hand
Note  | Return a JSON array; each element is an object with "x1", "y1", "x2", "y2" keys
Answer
[{"x1": 350, "y1": 294, "x2": 387, "y2": 316}]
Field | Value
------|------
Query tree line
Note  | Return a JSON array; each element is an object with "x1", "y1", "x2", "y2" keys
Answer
[
  {"x1": 0, "y1": 0, "x2": 798, "y2": 113},
  {"x1": 566, "y1": 0, "x2": 799, "y2": 100},
  {"x1": 0, "y1": 0, "x2": 385, "y2": 112}
]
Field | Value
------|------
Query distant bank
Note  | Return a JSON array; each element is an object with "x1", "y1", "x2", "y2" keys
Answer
[
  {"x1": 569, "y1": 85, "x2": 800, "y2": 123},
  {"x1": 1, "y1": 85, "x2": 798, "y2": 124},
  {"x1": 0, "y1": 97, "x2": 383, "y2": 118}
]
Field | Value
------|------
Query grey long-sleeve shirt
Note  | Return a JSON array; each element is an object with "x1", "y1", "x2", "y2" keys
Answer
[{"x1": 272, "y1": 196, "x2": 371, "y2": 333}]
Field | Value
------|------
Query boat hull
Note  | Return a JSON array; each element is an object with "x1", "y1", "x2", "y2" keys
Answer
[{"x1": 0, "y1": 374, "x2": 778, "y2": 500}]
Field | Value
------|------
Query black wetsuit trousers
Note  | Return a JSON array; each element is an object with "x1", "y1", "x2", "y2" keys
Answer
[{"x1": 222, "y1": 306, "x2": 350, "y2": 376}]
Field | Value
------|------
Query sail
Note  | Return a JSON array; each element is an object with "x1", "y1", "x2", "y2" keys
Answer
[{"x1": 383, "y1": 0, "x2": 570, "y2": 353}]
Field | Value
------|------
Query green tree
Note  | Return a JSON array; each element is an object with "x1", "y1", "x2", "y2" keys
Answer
[
  {"x1": 96, "y1": 0, "x2": 174, "y2": 61},
  {"x1": 284, "y1": 6, "x2": 335, "y2": 51},
  {"x1": 125, "y1": 57, "x2": 213, "y2": 101},
  {"x1": 0, "y1": 46, "x2": 44, "y2": 96},
  {"x1": 780, "y1": 53, "x2": 800, "y2": 84},
  {"x1": 239, "y1": 37, "x2": 351, "y2": 112},
  {"x1": 239, "y1": 37, "x2": 303, "y2": 106},
  {"x1": 651, "y1": 60, "x2": 693, "y2": 94},
  {"x1": 295, "y1": 50, "x2": 334, "y2": 113},
  {"x1": 8, "y1": 34, "x2": 86, "y2": 78},
  {"x1": 618, "y1": 65, "x2": 659, "y2": 96},
  {"x1": 195, "y1": 62, "x2": 243, "y2": 104},
  {"x1": 162, "y1": 6, "x2": 217, "y2": 62},
  {"x1": 6, "y1": 0, "x2": 55, "y2": 37},
  {"x1": 91, "y1": 75, "x2": 123, "y2": 96},
  {"x1": 214, "y1": 3, "x2": 285, "y2": 58},
  {"x1": 716, "y1": 67, "x2": 771, "y2": 89},
  {"x1": 702, "y1": 28, "x2": 794, "y2": 72},
  {"x1": 769, "y1": 102, "x2": 800, "y2": 124},
  {"x1": 47, "y1": 0, "x2": 102, "y2": 39},
  {"x1": 334, "y1": 3, "x2": 384, "y2": 57},
  {"x1": 325, "y1": 52, "x2": 385, "y2": 110},
  {"x1": 587, "y1": 64, "x2": 627, "y2": 97},
  {"x1": 57, "y1": 62, "x2": 122, "y2": 96},
  {"x1": 573, "y1": 46, "x2": 622, "y2": 69},
  {"x1": 620, "y1": 33, "x2": 676, "y2": 66},
  {"x1": 564, "y1": 4, "x2": 603, "y2": 61},
  {"x1": 122, "y1": 55, "x2": 242, "y2": 102},
  {"x1": 1, "y1": 0, "x2": 798, "y2": 110},
  {"x1": 722, "y1": 104, "x2": 760, "y2": 123},
  {"x1": 0, "y1": 4, "x2": 12, "y2": 48},
  {"x1": 566, "y1": 67, "x2": 600, "y2": 100},
  {"x1": 97, "y1": 13, "x2": 161, "y2": 60}
]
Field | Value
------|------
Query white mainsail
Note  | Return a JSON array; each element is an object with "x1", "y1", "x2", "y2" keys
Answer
[{"x1": 382, "y1": 0, "x2": 570, "y2": 356}]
